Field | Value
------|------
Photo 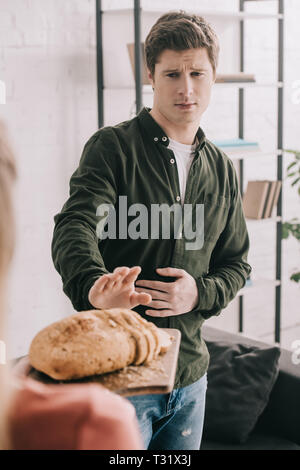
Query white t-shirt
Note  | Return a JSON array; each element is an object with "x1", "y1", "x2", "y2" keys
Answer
[{"x1": 167, "y1": 137, "x2": 198, "y2": 206}]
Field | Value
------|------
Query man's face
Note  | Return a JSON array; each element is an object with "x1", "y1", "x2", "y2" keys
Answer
[{"x1": 148, "y1": 47, "x2": 215, "y2": 126}]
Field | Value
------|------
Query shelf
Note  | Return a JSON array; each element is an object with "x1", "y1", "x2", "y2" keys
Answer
[
  {"x1": 238, "y1": 278, "x2": 281, "y2": 296},
  {"x1": 246, "y1": 216, "x2": 282, "y2": 223},
  {"x1": 213, "y1": 81, "x2": 283, "y2": 88},
  {"x1": 105, "y1": 83, "x2": 283, "y2": 91},
  {"x1": 228, "y1": 151, "x2": 282, "y2": 161},
  {"x1": 102, "y1": 8, "x2": 283, "y2": 20}
]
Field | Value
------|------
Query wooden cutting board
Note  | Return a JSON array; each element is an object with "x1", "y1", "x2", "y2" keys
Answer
[{"x1": 22, "y1": 328, "x2": 181, "y2": 397}]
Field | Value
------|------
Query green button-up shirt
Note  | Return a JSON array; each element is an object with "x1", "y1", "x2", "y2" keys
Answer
[{"x1": 51, "y1": 107, "x2": 252, "y2": 388}]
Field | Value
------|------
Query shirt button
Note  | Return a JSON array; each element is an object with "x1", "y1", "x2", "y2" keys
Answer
[
  {"x1": 162, "y1": 136, "x2": 167, "y2": 142},
  {"x1": 154, "y1": 137, "x2": 158, "y2": 142},
  {"x1": 170, "y1": 158, "x2": 175, "y2": 164},
  {"x1": 176, "y1": 196, "x2": 181, "y2": 202}
]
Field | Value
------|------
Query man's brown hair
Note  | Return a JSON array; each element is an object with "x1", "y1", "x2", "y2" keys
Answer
[{"x1": 145, "y1": 10, "x2": 219, "y2": 79}]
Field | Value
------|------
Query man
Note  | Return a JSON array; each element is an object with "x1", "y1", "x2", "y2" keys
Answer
[{"x1": 51, "y1": 11, "x2": 251, "y2": 450}]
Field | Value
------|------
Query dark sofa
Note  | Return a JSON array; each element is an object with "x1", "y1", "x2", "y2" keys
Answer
[{"x1": 200, "y1": 325, "x2": 300, "y2": 450}]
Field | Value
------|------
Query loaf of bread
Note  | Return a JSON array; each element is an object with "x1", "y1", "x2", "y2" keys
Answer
[{"x1": 28, "y1": 308, "x2": 173, "y2": 380}]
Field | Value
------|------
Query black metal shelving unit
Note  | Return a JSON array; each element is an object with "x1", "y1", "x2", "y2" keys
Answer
[
  {"x1": 95, "y1": 0, "x2": 284, "y2": 343},
  {"x1": 238, "y1": 0, "x2": 284, "y2": 343},
  {"x1": 95, "y1": 0, "x2": 143, "y2": 127}
]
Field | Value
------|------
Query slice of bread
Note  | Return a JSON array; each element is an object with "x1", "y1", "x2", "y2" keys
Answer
[
  {"x1": 101, "y1": 309, "x2": 148, "y2": 366},
  {"x1": 118, "y1": 309, "x2": 156, "y2": 364},
  {"x1": 156, "y1": 327, "x2": 173, "y2": 354}
]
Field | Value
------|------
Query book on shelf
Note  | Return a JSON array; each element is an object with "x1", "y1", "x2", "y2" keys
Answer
[
  {"x1": 262, "y1": 180, "x2": 277, "y2": 218},
  {"x1": 212, "y1": 138, "x2": 260, "y2": 154},
  {"x1": 242, "y1": 180, "x2": 282, "y2": 219},
  {"x1": 261, "y1": 180, "x2": 282, "y2": 218},
  {"x1": 243, "y1": 180, "x2": 270, "y2": 219},
  {"x1": 267, "y1": 180, "x2": 282, "y2": 218},
  {"x1": 215, "y1": 73, "x2": 256, "y2": 83},
  {"x1": 261, "y1": 181, "x2": 274, "y2": 218},
  {"x1": 127, "y1": 43, "x2": 151, "y2": 85}
]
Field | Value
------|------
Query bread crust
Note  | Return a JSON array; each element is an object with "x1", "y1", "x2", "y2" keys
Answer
[{"x1": 29, "y1": 308, "x2": 172, "y2": 380}]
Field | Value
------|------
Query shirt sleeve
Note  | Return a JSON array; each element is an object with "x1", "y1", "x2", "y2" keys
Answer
[
  {"x1": 8, "y1": 377, "x2": 143, "y2": 450},
  {"x1": 193, "y1": 159, "x2": 252, "y2": 319},
  {"x1": 51, "y1": 129, "x2": 118, "y2": 312}
]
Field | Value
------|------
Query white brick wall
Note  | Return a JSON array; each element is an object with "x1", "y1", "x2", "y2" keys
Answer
[{"x1": 0, "y1": 0, "x2": 299, "y2": 358}]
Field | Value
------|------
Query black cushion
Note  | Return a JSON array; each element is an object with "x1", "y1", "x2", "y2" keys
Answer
[{"x1": 202, "y1": 339, "x2": 281, "y2": 444}]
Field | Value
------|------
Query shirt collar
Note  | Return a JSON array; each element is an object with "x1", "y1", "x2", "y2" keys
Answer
[{"x1": 137, "y1": 107, "x2": 206, "y2": 153}]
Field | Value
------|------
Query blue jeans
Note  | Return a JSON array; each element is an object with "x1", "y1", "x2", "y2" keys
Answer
[{"x1": 126, "y1": 373, "x2": 207, "y2": 450}]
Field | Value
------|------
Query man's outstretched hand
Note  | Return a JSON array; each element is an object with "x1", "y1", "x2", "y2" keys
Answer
[{"x1": 88, "y1": 266, "x2": 152, "y2": 310}]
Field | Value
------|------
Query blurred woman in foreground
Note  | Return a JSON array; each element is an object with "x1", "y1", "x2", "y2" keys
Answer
[{"x1": 0, "y1": 122, "x2": 143, "y2": 450}]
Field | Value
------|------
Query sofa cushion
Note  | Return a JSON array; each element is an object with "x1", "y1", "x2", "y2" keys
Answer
[{"x1": 202, "y1": 339, "x2": 281, "y2": 444}]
